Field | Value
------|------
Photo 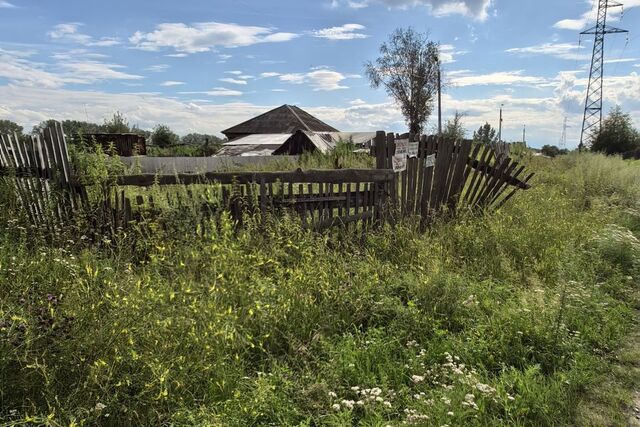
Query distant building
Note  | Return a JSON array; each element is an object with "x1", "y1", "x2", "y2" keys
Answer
[{"x1": 218, "y1": 104, "x2": 374, "y2": 156}]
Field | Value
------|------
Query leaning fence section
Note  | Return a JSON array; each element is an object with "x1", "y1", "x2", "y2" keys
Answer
[{"x1": 372, "y1": 132, "x2": 533, "y2": 225}]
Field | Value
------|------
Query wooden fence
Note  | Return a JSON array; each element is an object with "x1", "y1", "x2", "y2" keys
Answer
[
  {"x1": 0, "y1": 123, "x2": 86, "y2": 230},
  {"x1": 0, "y1": 123, "x2": 533, "y2": 236}
]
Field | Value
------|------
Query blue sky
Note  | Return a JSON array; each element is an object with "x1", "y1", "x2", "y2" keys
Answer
[{"x1": 0, "y1": 0, "x2": 638, "y2": 147}]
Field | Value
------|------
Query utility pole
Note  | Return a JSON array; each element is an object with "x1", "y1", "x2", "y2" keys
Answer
[
  {"x1": 437, "y1": 57, "x2": 442, "y2": 136},
  {"x1": 522, "y1": 125, "x2": 526, "y2": 145},
  {"x1": 498, "y1": 104, "x2": 503, "y2": 143},
  {"x1": 579, "y1": 0, "x2": 628, "y2": 150}
]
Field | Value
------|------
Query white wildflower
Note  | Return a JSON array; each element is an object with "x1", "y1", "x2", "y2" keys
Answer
[
  {"x1": 94, "y1": 402, "x2": 106, "y2": 411},
  {"x1": 411, "y1": 375, "x2": 425, "y2": 383},
  {"x1": 328, "y1": 391, "x2": 337, "y2": 398},
  {"x1": 332, "y1": 403, "x2": 341, "y2": 411}
]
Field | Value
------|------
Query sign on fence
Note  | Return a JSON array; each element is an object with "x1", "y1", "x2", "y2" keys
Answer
[
  {"x1": 408, "y1": 141, "x2": 419, "y2": 158},
  {"x1": 425, "y1": 154, "x2": 436, "y2": 168},
  {"x1": 393, "y1": 139, "x2": 408, "y2": 172}
]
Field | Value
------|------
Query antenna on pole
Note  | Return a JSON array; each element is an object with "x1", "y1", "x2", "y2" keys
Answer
[{"x1": 579, "y1": 0, "x2": 628, "y2": 150}]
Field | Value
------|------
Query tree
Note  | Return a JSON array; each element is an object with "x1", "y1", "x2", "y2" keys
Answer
[
  {"x1": 151, "y1": 124, "x2": 179, "y2": 148},
  {"x1": 102, "y1": 111, "x2": 131, "y2": 133},
  {"x1": 540, "y1": 144, "x2": 568, "y2": 158},
  {"x1": 365, "y1": 27, "x2": 440, "y2": 135},
  {"x1": 0, "y1": 119, "x2": 23, "y2": 136},
  {"x1": 590, "y1": 106, "x2": 640, "y2": 155},
  {"x1": 473, "y1": 123, "x2": 498, "y2": 145},
  {"x1": 442, "y1": 111, "x2": 466, "y2": 141}
]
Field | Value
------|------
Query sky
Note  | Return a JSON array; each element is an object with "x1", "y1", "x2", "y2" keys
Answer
[{"x1": 0, "y1": 0, "x2": 639, "y2": 148}]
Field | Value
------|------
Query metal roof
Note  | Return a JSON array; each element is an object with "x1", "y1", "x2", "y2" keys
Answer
[{"x1": 222, "y1": 133, "x2": 293, "y2": 146}]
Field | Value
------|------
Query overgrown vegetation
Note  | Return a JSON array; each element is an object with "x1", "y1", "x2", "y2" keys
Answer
[{"x1": 0, "y1": 153, "x2": 638, "y2": 426}]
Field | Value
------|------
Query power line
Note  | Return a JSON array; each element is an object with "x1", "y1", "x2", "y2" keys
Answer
[{"x1": 579, "y1": 0, "x2": 629, "y2": 150}]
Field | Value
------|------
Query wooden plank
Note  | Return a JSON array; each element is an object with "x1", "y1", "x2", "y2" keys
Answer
[
  {"x1": 484, "y1": 161, "x2": 520, "y2": 205},
  {"x1": 495, "y1": 173, "x2": 535, "y2": 210},
  {"x1": 446, "y1": 139, "x2": 473, "y2": 208},
  {"x1": 465, "y1": 149, "x2": 494, "y2": 208},
  {"x1": 54, "y1": 122, "x2": 73, "y2": 184},
  {"x1": 462, "y1": 145, "x2": 490, "y2": 205},
  {"x1": 490, "y1": 165, "x2": 525, "y2": 206},
  {"x1": 473, "y1": 156, "x2": 511, "y2": 207},
  {"x1": 115, "y1": 168, "x2": 395, "y2": 187},
  {"x1": 354, "y1": 182, "x2": 361, "y2": 215},
  {"x1": 420, "y1": 135, "x2": 436, "y2": 220}
]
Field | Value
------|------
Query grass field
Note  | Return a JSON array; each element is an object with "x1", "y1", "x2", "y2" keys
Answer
[{"x1": 1, "y1": 152, "x2": 639, "y2": 426}]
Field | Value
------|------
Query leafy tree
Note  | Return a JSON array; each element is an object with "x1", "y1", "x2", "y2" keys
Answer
[
  {"x1": 540, "y1": 144, "x2": 568, "y2": 158},
  {"x1": 590, "y1": 106, "x2": 640, "y2": 155},
  {"x1": 473, "y1": 123, "x2": 498, "y2": 145},
  {"x1": 151, "y1": 124, "x2": 179, "y2": 148},
  {"x1": 0, "y1": 119, "x2": 23, "y2": 136},
  {"x1": 102, "y1": 111, "x2": 131, "y2": 134},
  {"x1": 181, "y1": 133, "x2": 223, "y2": 146},
  {"x1": 442, "y1": 111, "x2": 466, "y2": 141},
  {"x1": 365, "y1": 27, "x2": 440, "y2": 135}
]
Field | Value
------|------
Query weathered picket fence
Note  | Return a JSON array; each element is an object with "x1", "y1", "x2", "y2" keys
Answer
[
  {"x1": 0, "y1": 123, "x2": 87, "y2": 230},
  {"x1": 0, "y1": 123, "x2": 533, "y2": 236}
]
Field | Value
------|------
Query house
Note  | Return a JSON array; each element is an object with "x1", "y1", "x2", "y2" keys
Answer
[
  {"x1": 221, "y1": 104, "x2": 338, "y2": 141},
  {"x1": 218, "y1": 105, "x2": 375, "y2": 156}
]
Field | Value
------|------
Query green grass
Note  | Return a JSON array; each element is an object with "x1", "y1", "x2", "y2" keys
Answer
[{"x1": 0, "y1": 152, "x2": 639, "y2": 426}]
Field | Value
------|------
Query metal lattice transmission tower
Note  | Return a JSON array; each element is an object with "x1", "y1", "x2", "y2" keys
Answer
[
  {"x1": 560, "y1": 116, "x2": 568, "y2": 149},
  {"x1": 579, "y1": 0, "x2": 628, "y2": 149}
]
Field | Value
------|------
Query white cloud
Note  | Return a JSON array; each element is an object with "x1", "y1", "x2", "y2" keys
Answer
[
  {"x1": 450, "y1": 70, "x2": 547, "y2": 87},
  {"x1": 506, "y1": 42, "x2": 587, "y2": 61},
  {"x1": 554, "y1": 0, "x2": 640, "y2": 30},
  {"x1": 145, "y1": 64, "x2": 169, "y2": 72},
  {"x1": 312, "y1": 24, "x2": 369, "y2": 40},
  {"x1": 219, "y1": 77, "x2": 247, "y2": 85},
  {"x1": 0, "y1": 49, "x2": 142, "y2": 88},
  {"x1": 439, "y1": 44, "x2": 468, "y2": 63},
  {"x1": 225, "y1": 70, "x2": 243, "y2": 75},
  {"x1": 48, "y1": 23, "x2": 121, "y2": 47},
  {"x1": 0, "y1": 1, "x2": 16, "y2": 7},
  {"x1": 160, "y1": 81, "x2": 185, "y2": 87},
  {"x1": 329, "y1": 0, "x2": 493, "y2": 20},
  {"x1": 263, "y1": 69, "x2": 358, "y2": 91},
  {"x1": 129, "y1": 22, "x2": 298, "y2": 54},
  {"x1": 180, "y1": 87, "x2": 243, "y2": 96}
]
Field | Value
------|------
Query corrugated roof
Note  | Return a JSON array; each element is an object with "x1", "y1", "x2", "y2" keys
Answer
[
  {"x1": 222, "y1": 133, "x2": 293, "y2": 146},
  {"x1": 221, "y1": 104, "x2": 338, "y2": 138},
  {"x1": 217, "y1": 144, "x2": 282, "y2": 157}
]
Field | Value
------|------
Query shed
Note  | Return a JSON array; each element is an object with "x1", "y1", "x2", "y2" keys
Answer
[{"x1": 221, "y1": 104, "x2": 338, "y2": 141}]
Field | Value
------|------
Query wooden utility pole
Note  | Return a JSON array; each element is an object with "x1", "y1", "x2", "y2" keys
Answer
[
  {"x1": 498, "y1": 105, "x2": 503, "y2": 142},
  {"x1": 437, "y1": 58, "x2": 442, "y2": 136}
]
